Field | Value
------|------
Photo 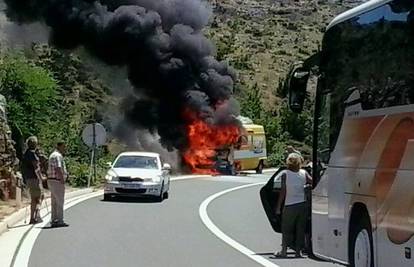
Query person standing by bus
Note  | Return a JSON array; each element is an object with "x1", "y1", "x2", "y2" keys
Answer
[
  {"x1": 274, "y1": 153, "x2": 312, "y2": 258},
  {"x1": 286, "y1": 145, "x2": 303, "y2": 161}
]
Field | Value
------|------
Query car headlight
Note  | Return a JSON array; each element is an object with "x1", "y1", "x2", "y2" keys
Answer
[
  {"x1": 105, "y1": 174, "x2": 118, "y2": 182},
  {"x1": 151, "y1": 176, "x2": 162, "y2": 183}
]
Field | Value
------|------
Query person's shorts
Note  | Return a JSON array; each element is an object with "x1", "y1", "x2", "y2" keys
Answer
[{"x1": 26, "y1": 179, "x2": 41, "y2": 199}]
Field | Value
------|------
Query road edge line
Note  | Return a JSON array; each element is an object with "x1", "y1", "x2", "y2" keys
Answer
[
  {"x1": 199, "y1": 182, "x2": 280, "y2": 267},
  {"x1": 10, "y1": 176, "x2": 203, "y2": 267},
  {"x1": 11, "y1": 174, "x2": 272, "y2": 267},
  {"x1": 11, "y1": 191, "x2": 103, "y2": 267}
]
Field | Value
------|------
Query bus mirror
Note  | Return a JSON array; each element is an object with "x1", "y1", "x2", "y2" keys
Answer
[{"x1": 288, "y1": 64, "x2": 309, "y2": 113}]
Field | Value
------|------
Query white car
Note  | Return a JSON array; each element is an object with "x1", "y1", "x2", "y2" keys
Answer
[{"x1": 104, "y1": 152, "x2": 171, "y2": 201}]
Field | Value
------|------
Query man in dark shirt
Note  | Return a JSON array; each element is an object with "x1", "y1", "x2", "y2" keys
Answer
[{"x1": 22, "y1": 136, "x2": 43, "y2": 224}]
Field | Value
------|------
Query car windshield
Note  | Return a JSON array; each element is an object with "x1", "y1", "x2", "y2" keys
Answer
[{"x1": 113, "y1": 156, "x2": 159, "y2": 169}]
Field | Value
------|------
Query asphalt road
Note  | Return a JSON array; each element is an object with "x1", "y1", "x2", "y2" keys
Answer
[{"x1": 28, "y1": 174, "x2": 338, "y2": 267}]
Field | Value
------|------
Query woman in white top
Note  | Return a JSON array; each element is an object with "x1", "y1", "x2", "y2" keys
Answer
[{"x1": 274, "y1": 153, "x2": 312, "y2": 258}]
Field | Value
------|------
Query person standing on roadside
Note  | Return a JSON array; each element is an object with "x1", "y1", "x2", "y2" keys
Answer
[
  {"x1": 35, "y1": 148, "x2": 49, "y2": 189},
  {"x1": 47, "y1": 141, "x2": 69, "y2": 228},
  {"x1": 274, "y1": 153, "x2": 312, "y2": 258},
  {"x1": 22, "y1": 136, "x2": 43, "y2": 224}
]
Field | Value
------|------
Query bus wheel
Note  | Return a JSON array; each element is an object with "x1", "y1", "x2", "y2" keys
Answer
[
  {"x1": 349, "y1": 213, "x2": 374, "y2": 267},
  {"x1": 256, "y1": 160, "x2": 264, "y2": 174}
]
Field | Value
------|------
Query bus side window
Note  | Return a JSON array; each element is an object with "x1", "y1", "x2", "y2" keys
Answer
[
  {"x1": 315, "y1": 92, "x2": 332, "y2": 183},
  {"x1": 318, "y1": 93, "x2": 331, "y2": 165}
]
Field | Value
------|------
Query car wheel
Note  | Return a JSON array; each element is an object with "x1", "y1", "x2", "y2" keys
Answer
[
  {"x1": 163, "y1": 191, "x2": 169, "y2": 199},
  {"x1": 256, "y1": 160, "x2": 264, "y2": 174},
  {"x1": 103, "y1": 194, "x2": 112, "y2": 201},
  {"x1": 349, "y1": 214, "x2": 374, "y2": 267},
  {"x1": 156, "y1": 183, "x2": 164, "y2": 202}
]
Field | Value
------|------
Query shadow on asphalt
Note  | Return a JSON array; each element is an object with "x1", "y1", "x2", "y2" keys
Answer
[
  {"x1": 255, "y1": 251, "x2": 299, "y2": 256},
  {"x1": 100, "y1": 197, "x2": 160, "y2": 204},
  {"x1": 38, "y1": 226, "x2": 70, "y2": 230},
  {"x1": 269, "y1": 256, "x2": 308, "y2": 260},
  {"x1": 7, "y1": 223, "x2": 30, "y2": 229},
  {"x1": 255, "y1": 251, "x2": 330, "y2": 262},
  {"x1": 254, "y1": 252, "x2": 275, "y2": 256},
  {"x1": 307, "y1": 254, "x2": 330, "y2": 262}
]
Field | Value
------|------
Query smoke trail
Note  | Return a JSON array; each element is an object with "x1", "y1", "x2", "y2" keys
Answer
[
  {"x1": 112, "y1": 121, "x2": 180, "y2": 167},
  {"x1": 79, "y1": 50, "x2": 182, "y2": 169},
  {"x1": 0, "y1": 1, "x2": 49, "y2": 48},
  {"x1": 4, "y1": 0, "x2": 240, "y2": 163}
]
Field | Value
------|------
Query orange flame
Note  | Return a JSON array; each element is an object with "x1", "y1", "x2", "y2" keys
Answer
[{"x1": 183, "y1": 109, "x2": 241, "y2": 174}]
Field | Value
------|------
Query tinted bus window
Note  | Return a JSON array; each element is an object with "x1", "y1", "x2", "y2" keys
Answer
[{"x1": 318, "y1": 0, "x2": 414, "y2": 151}]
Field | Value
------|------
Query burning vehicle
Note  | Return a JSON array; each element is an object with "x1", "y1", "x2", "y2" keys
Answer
[
  {"x1": 184, "y1": 116, "x2": 267, "y2": 175},
  {"x1": 182, "y1": 110, "x2": 241, "y2": 175},
  {"x1": 214, "y1": 145, "x2": 235, "y2": 175}
]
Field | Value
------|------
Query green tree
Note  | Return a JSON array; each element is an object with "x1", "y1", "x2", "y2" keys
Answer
[
  {"x1": 0, "y1": 47, "x2": 114, "y2": 187},
  {"x1": 27, "y1": 46, "x2": 114, "y2": 185},
  {"x1": 240, "y1": 83, "x2": 263, "y2": 121},
  {"x1": 275, "y1": 77, "x2": 288, "y2": 98},
  {"x1": 279, "y1": 98, "x2": 313, "y2": 144},
  {"x1": 0, "y1": 53, "x2": 58, "y2": 139}
]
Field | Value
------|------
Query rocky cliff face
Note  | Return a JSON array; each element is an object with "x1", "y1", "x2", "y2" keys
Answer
[
  {"x1": 0, "y1": 95, "x2": 18, "y2": 201},
  {"x1": 206, "y1": 0, "x2": 361, "y2": 104}
]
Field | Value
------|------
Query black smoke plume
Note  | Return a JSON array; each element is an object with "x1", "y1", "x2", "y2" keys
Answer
[{"x1": 4, "y1": 0, "x2": 240, "y2": 153}]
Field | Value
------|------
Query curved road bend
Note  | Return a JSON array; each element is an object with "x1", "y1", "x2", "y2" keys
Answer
[{"x1": 27, "y1": 175, "x2": 337, "y2": 267}]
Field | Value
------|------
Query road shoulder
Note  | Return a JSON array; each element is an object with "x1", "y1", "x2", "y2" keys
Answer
[{"x1": 0, "y1": 188, "x2": 97, "y2": 267}]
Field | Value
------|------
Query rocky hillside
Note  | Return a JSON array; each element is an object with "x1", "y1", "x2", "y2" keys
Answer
[
  {"x1": 206, "y1": 0, "x2": 359, "y2": 105},
  {"x1": 0, "y1": 95, "x2": 18, "y2": 202}
]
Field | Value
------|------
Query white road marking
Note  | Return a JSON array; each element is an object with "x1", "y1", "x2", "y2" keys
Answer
[
  {"x1": 12, "y1": 191, "x2": 102, "y2": 267},
  {"x1": 199, "y1": 182, "x2": 281, "y2": 267},
  {"x1": 11, "y1": 175, "x2": 205, "y2": 267},
  {"x1": 11, "y1": 174, "x2": 273, "y2": 267}
]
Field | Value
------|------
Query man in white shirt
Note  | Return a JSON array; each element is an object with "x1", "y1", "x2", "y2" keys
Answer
[{"x1": 47, "y1": 141, "x2": 69, "y2": 228}]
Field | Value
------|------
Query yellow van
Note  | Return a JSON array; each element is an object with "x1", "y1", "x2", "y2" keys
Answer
[{"x1": 234, "y1": 118, "x2": 267, "y2": 173}]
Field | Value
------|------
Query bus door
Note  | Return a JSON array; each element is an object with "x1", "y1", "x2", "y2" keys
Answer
[{"x1": 312, "y1": 91, "x2": 332, "y2": 259}]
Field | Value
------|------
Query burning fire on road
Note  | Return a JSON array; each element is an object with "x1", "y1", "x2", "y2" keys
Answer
[{"x1": 183, "y1": 107, "x2": 241, "y2": 174}]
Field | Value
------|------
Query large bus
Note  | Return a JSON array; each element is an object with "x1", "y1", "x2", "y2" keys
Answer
[{"x1": 287, "y1": 0, "x2": 414, "y2": 266}]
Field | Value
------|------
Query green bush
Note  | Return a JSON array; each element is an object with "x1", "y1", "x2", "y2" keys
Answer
[
  {"x1": 240, "y1": 83, "x2": 263, "y2": 120},
  {"x1": 0, "y1": 48, "x2": 115, "y2": 188},
  {"x1": 67, "y1": 158, "x2": 89, "y2": 187},
  {"x1": 238, "y1": 80, "x2": 314, "y2": 167},
  {"x1": 0, "y1": 53, "x2": 59, "y2": 139},
  {"x1": 279, "y1": 99, "x2": 314, "y2": 144},
  {"x1": 65, "y1": 148, "x2": 114, "y2": 187},
  {"x1": 266, "y1": 139, "x2": 287, "y2": 166}
]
